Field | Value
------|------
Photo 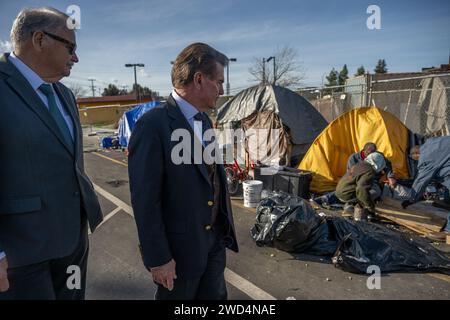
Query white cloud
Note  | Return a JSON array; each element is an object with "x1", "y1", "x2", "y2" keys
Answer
[
  {"x1": 139, "y1": 68, "x2": 150, "y2": 78},
  {"x1": 0, "y1": 40, "x2": 12, "y2": 54}
]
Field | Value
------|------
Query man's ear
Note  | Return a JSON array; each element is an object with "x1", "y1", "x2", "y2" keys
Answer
[
  {"x1": 193, "y1": 72, "x2": 203, "y2": 89},
  {"x1": 31, "y1": 31, "x2": 45, "y2": 52}
]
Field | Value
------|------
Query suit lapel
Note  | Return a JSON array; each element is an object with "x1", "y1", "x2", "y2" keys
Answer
[
  {"x1": 54, "y1": 83, "x2": 78, "y2": 157},
  {"x1": 167, "y1": 96, "x2": 211, "y2": 187},
  {"x1": 1, "y1": 54, "x2": 74, "y2": 157}
]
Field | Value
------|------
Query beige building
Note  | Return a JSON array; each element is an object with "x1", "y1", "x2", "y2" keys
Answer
[{"x1": 77, "y1": 94, "x2": 153, "y2": 126}]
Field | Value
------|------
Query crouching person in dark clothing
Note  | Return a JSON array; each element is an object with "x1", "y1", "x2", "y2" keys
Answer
[{"x1": 336, "y1": 152, "x2": 387, "y2": 221}]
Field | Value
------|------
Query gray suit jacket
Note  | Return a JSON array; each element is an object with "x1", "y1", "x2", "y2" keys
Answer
[{"x1": 0, "y1": 53, "x2": 103, "y2": 268}]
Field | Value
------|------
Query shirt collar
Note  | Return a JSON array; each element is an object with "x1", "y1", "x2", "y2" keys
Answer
[
  {"x1": 8, "y1": 52, "x2": 47, "y2": 91},
  {"x1": 171, "y1": 89, "x2": 200, "y2": 120}
]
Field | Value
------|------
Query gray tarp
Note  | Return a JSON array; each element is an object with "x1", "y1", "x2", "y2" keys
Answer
[
  {"x1": 217, "y1": 85, "x2": 327, "y2": 145},
  {"x1": 216, "y1": 85, "x2": 328, "y2": 165}
]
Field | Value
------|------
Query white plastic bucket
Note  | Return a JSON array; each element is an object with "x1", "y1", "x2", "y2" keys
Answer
[{"x1": 243, "y1": 180, "x2": 263, "y2": 208}]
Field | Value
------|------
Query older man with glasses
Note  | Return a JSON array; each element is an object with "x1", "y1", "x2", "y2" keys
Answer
[{"x1": 0, "y1": 7, "x2": 103, "y2": 299}]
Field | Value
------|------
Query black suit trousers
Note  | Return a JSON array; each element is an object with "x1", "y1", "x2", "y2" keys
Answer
[{"x1": 155, "y1": 228, "x2": 227, "y2": 300}]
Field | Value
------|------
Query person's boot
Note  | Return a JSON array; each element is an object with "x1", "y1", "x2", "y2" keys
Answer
[
  {"x1": 367, "y1": 210, "x2": 379, "y2": 222},
  {"x1": 353, "y1": 204, "x2": 367, "y2": 221}
]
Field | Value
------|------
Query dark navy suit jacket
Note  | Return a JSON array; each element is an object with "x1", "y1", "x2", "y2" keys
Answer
[{"x1": 128, "y1": 95, "x2": 238, "y2": 280}]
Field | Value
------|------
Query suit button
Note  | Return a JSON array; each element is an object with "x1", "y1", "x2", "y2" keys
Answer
[
  {"x1": 205, "y1": 224, "x2": 212, "y2": 231},
  {"x1": 207, "y1": 201, "x2": 214, "y2": 207},
  {"x1": 74, "y1": 191, "x2": 80, "y2": 196}
]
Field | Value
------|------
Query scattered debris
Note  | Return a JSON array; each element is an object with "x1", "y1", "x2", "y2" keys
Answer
[{"x1": 106, "y1": 179, "x2": 128, "y2": 187}]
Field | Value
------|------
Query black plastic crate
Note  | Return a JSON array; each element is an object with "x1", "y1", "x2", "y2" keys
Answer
[{"x1": 254, "y1": 166, "x2": 312, "y2": 199}]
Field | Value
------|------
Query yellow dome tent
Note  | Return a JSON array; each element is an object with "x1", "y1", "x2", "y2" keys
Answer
[{"x1": 299, "y1": 107, "x2": 410, "y2": 194}]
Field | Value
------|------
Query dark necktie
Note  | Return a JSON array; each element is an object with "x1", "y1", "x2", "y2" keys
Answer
[
  {"x1": 194, "y1": 112, "x2": 213, "y2": 147},
  {"x1": 39, "y1": 83, "x2": 74, "y2": 151}
]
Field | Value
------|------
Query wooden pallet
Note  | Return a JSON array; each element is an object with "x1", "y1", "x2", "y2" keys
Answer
[{"x1": 376, "y1": 197, "x2": 448, "y2": 241}]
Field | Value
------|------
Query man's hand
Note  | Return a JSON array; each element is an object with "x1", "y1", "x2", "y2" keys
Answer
[
  {"x1": 401, "y1": 200, "x2": 413, "y2": 209},
  {"x1": 150, "y1": 259, "x2": 177, "y2": 291},
  {"x1": 0, "y1": 257, "x2": 9, "y2": 292},
  {"x1": 388, "y1": 177, "x2": 397, "y2": 188}
]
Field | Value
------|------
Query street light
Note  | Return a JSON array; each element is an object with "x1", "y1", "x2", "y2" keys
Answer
[
  {"x1": 226, "y1": 58, "x2": 237, "y2": 96},
  {"x1": 125, "y1": 63, "x2": 145, "y2": 103},
  {"x1": 266, "y1": 56, "x2": 276, "y2": 85}
]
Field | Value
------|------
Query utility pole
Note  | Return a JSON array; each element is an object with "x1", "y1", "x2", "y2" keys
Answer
[
  {"x1": 262, "y1": 58, "x2": 266, "y2": 85},
  {"x1": 125, "y1": 63, "x2": 145, "y2": 103},
  {"x1": 267, "y1": 56, "x2": 276, "y2": 85},
  {"x1": 88, "y1": 78, "x2": 96, "y2": 97},
  {"x1": 226, "y1": 58, "x2": 237, "y2": 96}
]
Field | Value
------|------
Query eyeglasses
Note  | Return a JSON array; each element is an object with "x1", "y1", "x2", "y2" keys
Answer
[{"x1": 42, "y1": 31, "x2": 77, "y2": 55}]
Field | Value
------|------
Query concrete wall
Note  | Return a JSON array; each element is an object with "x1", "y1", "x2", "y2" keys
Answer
[{"x1": 79, "y1": 105, "x2": 133, "y2": 126}]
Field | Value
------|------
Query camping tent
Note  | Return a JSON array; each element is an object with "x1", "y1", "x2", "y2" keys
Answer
[
  {"x1": 299, "y1": 107, "x2": 412, "y2": 194},
  {"x1": 118, "y1": 101, "x2": 161, "y2": 147},
  {"x1": 216, "y1": 85, "x2": 328, "y2": 166}
]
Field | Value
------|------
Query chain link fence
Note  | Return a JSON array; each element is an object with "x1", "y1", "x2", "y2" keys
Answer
[{"x1": 297, "y1": 73, "x2": 450, "y2": 137}]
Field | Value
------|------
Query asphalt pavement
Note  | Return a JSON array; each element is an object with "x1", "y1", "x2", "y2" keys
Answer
[{"x1": 82, "y1": 133, "x2": 450, "y2": 300}]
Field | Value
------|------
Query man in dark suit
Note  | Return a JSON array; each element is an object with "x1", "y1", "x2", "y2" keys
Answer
[
  {"x1": 128, "y1": 43, "x2": 239, "y2": 300},
  {"x1": 0, "y1": 7, "x2": 103, "y2": 299}
]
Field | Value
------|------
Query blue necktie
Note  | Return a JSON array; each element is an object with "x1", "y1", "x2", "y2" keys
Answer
[{"x1": 39, "y1": 84, "x2": 74, "y2": 151}]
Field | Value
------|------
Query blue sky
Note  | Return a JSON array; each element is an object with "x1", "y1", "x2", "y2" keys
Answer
[{"x1": 1, "y1": 0, "x2": 449, "y2": 96}]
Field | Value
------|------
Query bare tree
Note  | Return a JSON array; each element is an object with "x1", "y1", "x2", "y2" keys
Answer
[
  {"x1": 66, "y1": 82, "x2": 88, "y2": 98},
  {"x1": 248, "y1": 46, "x2": 305, "y2": 88}
]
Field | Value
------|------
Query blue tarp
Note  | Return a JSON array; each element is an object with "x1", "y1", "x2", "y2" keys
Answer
[
  {"x1": 410, "y1": 136, "x2": 450, "y2": 202},
  {"x1": 101, "y1": 136, "x2": 115, "y2": 148},
  {"x1": 118, "y1": 101, "x2": 161, "y2": 147}
]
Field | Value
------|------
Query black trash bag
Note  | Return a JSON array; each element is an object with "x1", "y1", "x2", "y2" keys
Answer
[
  {"x1": 251, "y1": 191, "x2": 450, "y2": 274},
  {"x1": 330, "y1": 218, "x2": 450, "y2": 274},
  {"x1": 251, "y1": 191, "x2": 337, "y2": 255}
]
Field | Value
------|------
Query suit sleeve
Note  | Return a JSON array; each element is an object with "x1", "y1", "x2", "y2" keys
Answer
[{"x1": 128, "y1": 115, "x2": 172, "y2": 269}]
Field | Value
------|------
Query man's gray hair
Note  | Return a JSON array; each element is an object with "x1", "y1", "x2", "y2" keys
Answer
[{"x1": 10, "y1": 7, "x2": 69, "y2": 50}]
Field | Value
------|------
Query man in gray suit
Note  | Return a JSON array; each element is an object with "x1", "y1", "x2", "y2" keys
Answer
[{"x1": 0, "y1": 7, "x2": 103, "y2": 299}]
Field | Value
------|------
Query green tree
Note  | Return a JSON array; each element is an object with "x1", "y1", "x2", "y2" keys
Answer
[
  {"x1": 355, "y1": 66, "x2": 366, "y2": 76},
  {"x1": 131, "y1": 83, "x2": 153, "y2": 96},
  {"x1": 338, "y1": 64, "x2": 349, "y2": 86},
  {"x1": 129, "y1": 84, "x2": 163, "y2": 100},
  {"x1": 374, "y1": 59, "x2": 388, "y2": 73},
  {"x1": 325, "y1": 68, "x2": 339, "y2": 87},
  {"x1": 102, "y1": 84, "x2": 121, "y2": 96}
]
